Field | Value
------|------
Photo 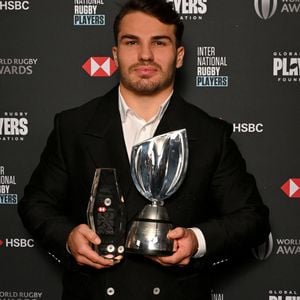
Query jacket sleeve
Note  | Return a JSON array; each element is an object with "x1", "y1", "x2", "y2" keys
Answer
[
  {"x1": 199, "y1": 124, "x2": 270, "y2": 258},
  {"x1": 18, "y1": 113, "x2": 76, "y2": 264}
]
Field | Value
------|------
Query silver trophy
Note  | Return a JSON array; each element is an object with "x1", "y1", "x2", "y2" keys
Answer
[
  {"x1": 87, "y1": 168, "x2": 126, "y2": 260},
  {"x1": 125, "y1": 129, "x2": 188, "y2": 256}
]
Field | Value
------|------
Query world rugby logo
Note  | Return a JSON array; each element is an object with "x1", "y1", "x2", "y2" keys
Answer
[
  {"x1": 252, "y1": 232, "x2": 273, "y2": 260},
  {"x1": 254, "y1": 0, "x2": 278, "y2": 19}
]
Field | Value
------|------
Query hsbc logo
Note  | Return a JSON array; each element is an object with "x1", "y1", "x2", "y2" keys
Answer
[
  {"x1": 0, "y1": 238, "x2": 35, "y2": 248},
  {"x1": 254, "y1": 0, "x2": 278, "y2": 19},
  {"x1": 0, "y1": 1, "x2": 30, "y2": 11},
  {"x1": 82, "y1": 57, "x2": 117, "y2": 77},
  {"x1": 281, "y1": 178, "x2": 300, "y2": 198},
  {"x1": 233, "y1": 122, "x2": 263, "y2": 133}
]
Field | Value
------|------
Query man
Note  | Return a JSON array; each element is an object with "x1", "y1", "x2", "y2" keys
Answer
[{"x1": 18, "y1": 0, "x2": 270, "y2": 299}]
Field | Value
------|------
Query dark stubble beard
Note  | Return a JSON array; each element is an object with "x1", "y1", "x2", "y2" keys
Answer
[{"x1": 119, "y1": 61, "x2": 177, "y2": 95}]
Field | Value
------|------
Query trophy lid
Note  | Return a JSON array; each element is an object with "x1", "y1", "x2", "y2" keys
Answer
[{"x1": 130, "y1": 129, "x2": 188, "y2": 202}]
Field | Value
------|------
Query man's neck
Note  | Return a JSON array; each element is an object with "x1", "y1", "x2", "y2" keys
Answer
[{"x1": 119, "y1": 85, "x2": 173, "y2": 121}]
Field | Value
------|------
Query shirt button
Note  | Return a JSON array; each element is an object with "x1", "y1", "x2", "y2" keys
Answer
[
  {"x1": 153, "y1": 287, "x2": 160, "y2": 295},
  {"x1": 107, "y1": 287, "x2": 115, "y2": 296}
]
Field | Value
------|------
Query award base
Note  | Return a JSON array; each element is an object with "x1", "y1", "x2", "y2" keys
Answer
[{"x1": 125, "y1": 204, "x2": 174, "y2": 256}]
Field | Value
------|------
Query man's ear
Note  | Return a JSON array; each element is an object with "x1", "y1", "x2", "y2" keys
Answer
[
  {"x1": 176, "y1": 46, "x2": 185, "y2": 69},
  {"x1": 112, "y1": 47, "x2": 118, "y2": 67}
]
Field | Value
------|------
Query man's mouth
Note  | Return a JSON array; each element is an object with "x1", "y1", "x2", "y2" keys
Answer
[{"x1": 134, "y1": 66, "x2": 158, "y2": 77}]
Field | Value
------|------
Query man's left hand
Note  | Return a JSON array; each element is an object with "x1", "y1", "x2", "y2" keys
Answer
[{"x1": 149, "y1": 227, "x2": 199, "y2": 267}]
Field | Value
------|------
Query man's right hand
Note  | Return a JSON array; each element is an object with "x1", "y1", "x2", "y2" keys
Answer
[{"x1": 67, "y1": 224, "x2": 120, "y2": 269}]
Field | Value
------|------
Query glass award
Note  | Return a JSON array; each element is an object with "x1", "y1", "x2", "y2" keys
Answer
[{"x1": 87, "y1": 168, "x2": 126, "y2": 260}]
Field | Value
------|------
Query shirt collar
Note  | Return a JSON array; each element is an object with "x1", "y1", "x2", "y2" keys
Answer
[{"x1": 118, "y1": 86, "x2": 172, "y2": 123}]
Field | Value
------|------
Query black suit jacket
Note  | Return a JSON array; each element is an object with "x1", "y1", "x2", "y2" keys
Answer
[{"x1": 18, "y1": 87, "x2": 270, "y2": 300}]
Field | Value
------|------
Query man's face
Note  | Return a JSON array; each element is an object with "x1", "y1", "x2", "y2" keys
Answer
[{"x1": 113, "y1": 12, "x2": 184, "y2": 95}]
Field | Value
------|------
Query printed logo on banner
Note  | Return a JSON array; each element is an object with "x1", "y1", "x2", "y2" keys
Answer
[
  {"x1": 254, "y1": 0, "x2": 300, "y2": 19},
  {"x1": 268, "y1": 290, "x2": 300, "y2": 299},
  {"x1": 73, "y1": 0, "x2": 105, "y2": 26},
  {"x1": 0, "y1": 291, "x2": 42, "y2": 299},
  {"x1": 0, "y1": 166, "x2": 17, "y2": 205},
  {"x1": 0, "y1": 238, "x2": 35, "y2": 248},
  {"x1": 254, "y1": 0, "x2": 278, "y2": 19},
  {"x1": 252, "y1": 232, "x2": 273, "y2": 260},
  {"x1": 166, "y1": 0, "x2": 208, "y2": 21},
  {"x1": 273, "y1": 51, "x2": 300, "y2": 83},
  {"x1": 233, "y1": 122, "x2": 264, "y2": 133},
  {"x1": 281, "y1": 0, "x2": 300, "y2": 13},
  {"x1": 0, "y1": 112, "x2": 29, "y2": 142},
  {"x1": 0, "y1": 0, "x2": 30, "y2": 11},
  {"x1": 195, "y1": 46, "x2": 229, "y2": 88},
  {"x1": 82, "y1": 57, "x2": 117, "y2": 77},
  {"x1": 275, "y1": 238, "x2": 300, "y2": 255},
  {"x1": 0, "y1": 58, "x2": 38, "y2": 75},
  {"x1": 281, "y1": 178, "x2": 300, "y2": 198},
  {"x1": 211, "y1": 292, "x2": 224, "y2": 300}
]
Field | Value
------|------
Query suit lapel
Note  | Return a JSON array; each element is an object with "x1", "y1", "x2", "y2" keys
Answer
[
  {"x1": 155, "y1": 91, "x2": 191, "y2": 136},
  {"x1": 82, "y1": 88, "x2": 132, "y2": 198}
]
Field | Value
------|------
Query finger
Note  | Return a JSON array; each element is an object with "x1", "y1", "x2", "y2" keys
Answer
[
  {"x1": 155, "y1": 248, "x2": 183, "y2": 263},
  {"x1": 68, "y1": 224, "x2": 100, "y2": 253},
  {"x1": 147, "y1": 256, "x2": 174, "y2": 267},
  {"x1": 103, "y1": 254, "x2": 124, "y2": 263},
  {"x1": 78, "y1": 224, "x2": 101, "y2": 245},
  {"x1": 157, "y1": 253, "x2": 182, "y2": 265},
  {"x1": 113, "y1": 255, "x2": 124, "y2": 261},
  {"x1": 158, "y1": 253, "x2": 191, "y2": 266},
  {"x1": 173, "y1": 239, "x2": 179, "y2": 252},
  {"x1": 111, "y1": 256, "x2": 123, "y2": 264},
  {"x1": 156, "y1": 244, "x2": 191, "y2": 265},
  {"x1": 79, "y1": 246, "x2": 117, "y2": 266},
  {"x1": 77, "y1": 255, "x2": 114, "y2": 269},
  {"x1": 78, "y1": 242, "x2": 124, "y2": 266},
  {"x1": 69, "y1": 235, "x2": 106, "y2": 264},
  {"x1": 177, "y1": 257, "x2": 190, "y2": 266},
  {"x1": 167, "y1": 227, "x2": 187, "y2": 240}
]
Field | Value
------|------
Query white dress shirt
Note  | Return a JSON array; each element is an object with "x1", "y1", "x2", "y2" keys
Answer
[{"x1": 118, "y1": 88, "x2": 206, "y2": 258}]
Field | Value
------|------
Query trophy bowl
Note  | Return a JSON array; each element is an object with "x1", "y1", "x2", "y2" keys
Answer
[{"x1": 125, "y1": 129, "x2": 188, "y2": 256}]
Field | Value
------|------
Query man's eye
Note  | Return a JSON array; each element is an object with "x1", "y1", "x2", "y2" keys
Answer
[
  {"x1": 153, "y1": 40, "x2": 166, "y2": 46},
  {"x1": 126, "y1": 40, "x2": 137, "y2": 45}
]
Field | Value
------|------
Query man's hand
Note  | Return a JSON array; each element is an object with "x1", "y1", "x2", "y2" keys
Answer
[
  {"x1": 150, "y1": 227, "x2": 198, "y2": 267},
  {"x1": 67, "y1": 224, "x2": 122, "y2": 269}
]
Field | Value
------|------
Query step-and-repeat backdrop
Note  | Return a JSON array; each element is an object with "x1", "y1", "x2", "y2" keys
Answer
[{"x1": 0, "y1": 0, "x2": 299, "y2": 299}]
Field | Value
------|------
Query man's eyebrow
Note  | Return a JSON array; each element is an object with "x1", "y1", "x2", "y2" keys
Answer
[
  {"x1": 151, "y1": 35, "x2": 172, "y2": 41},
  {"x1": 119, "y1": 34, "x2": 172, "y2": 41},
  {"x1": 119, "y1": 34, "x2": 139, "y2": 40}
]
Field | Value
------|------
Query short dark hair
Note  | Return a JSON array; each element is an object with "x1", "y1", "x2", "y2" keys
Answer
[{"x1": 113, "y1": 0, "x2": 184, "y2": 47}]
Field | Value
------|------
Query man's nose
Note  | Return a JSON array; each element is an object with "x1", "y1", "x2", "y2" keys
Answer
[{"x1": 138, "y1": 43, "x2": 154, "y2": 61}]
